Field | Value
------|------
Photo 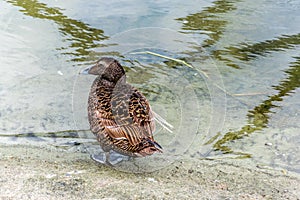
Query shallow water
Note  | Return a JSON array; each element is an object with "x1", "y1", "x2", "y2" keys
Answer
[{"x1": 0, "y1": 0, "x2": 299, "y2": 173}]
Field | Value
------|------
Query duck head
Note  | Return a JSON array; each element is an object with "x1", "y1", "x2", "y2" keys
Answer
[{"x1": 81, "y1": 57, "x2": 126, "y2": 83}]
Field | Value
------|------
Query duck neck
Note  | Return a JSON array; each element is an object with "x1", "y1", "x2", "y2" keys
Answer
[{"x1": 96, "y1": 75, "x2": 126, "y2": 88}]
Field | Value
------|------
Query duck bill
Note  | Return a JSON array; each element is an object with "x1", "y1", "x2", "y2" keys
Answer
[
  {"x1": 80, "y1": 66, "x2": 91, "y2": 75},
  {"x1": 79, "y1": 64, "x2": 98, "y2": 75}
]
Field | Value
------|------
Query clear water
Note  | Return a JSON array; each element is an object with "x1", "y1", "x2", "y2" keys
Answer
[{"x1": 0, "y1": 0, "x2": 299, "y2": 173}]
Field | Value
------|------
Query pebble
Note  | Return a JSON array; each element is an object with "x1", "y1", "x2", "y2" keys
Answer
[
  {"x1": 147, "y1": 177, "x2": 157, "y2": 183},
  {"x1": 265, "y1": 142, "x2": 273, "y2": 146},
  {"x1": 65, "y1": 170, "x2": 85, "y2": 176},
  {"x1": 57, "y1": 70, "x2": 63, "y2": 76},
  {"x1": 45, "y1": 174, "x2": 57, "y2": 179}
]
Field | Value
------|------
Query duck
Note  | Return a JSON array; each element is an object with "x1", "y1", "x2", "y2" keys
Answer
[{"x1": 81, "y1": 57, "x2": 164, "y2": 166}]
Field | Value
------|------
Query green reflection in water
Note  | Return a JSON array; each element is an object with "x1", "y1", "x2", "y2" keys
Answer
[
  {"x1": 176, "y1": 0, "x2": 300, "y2": 158},
  {"x1": 213, "y1": 57, "x2": 300, "y2": 157},
  {"x1": 6, "y1": 0, "x2": 108, "y2": 62},
  {"x1": 177, "y1": 0, "x2": 240, "y2": 47},
  {"x1": 214, "y1": 33, "x2": 300, "y2": 68}
]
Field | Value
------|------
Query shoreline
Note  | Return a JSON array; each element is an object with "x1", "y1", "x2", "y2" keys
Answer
[{"x1": 0, "y1": 144, "x2": 299, "y2": 199}]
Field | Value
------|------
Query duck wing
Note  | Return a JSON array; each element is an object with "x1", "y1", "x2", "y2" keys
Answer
[{"x1": 91, "y1": 85, "x2": 155, "y2": 147}]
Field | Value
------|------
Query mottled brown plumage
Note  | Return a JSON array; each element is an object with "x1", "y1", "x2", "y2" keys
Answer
[{"x1": 83, "y1": 57, "x2": 162, "y2": 165}]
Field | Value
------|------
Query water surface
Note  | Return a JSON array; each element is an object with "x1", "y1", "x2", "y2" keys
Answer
[{"x1": 1, "y1": 0, "x2": 299, "y2": 173}]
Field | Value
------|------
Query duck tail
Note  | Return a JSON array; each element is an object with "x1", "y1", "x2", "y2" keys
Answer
[
  {"x1": 153, "y1": 111, "x2": 173, "y2": 133},
  {"x1": 146, "y1": 138, "x2": 163, "y2": 153}
]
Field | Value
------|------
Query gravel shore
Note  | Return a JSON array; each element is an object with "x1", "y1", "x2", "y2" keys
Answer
[{"x1": 0, "y1": 145, "x2": 299, "y2": 200}]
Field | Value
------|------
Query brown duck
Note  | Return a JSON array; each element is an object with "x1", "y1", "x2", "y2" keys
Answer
[{"x1": 82, "y1": 57, "x2": 163, "y2": 165}]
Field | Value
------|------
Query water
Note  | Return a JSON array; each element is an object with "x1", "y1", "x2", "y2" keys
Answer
[{"x1": 1, "y1": 0, "x2": 299, "y2": 173}]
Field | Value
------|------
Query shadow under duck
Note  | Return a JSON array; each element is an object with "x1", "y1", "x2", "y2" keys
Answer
[{"x1": 82, "y1": 57, "x2": 163, "y2": 166}]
